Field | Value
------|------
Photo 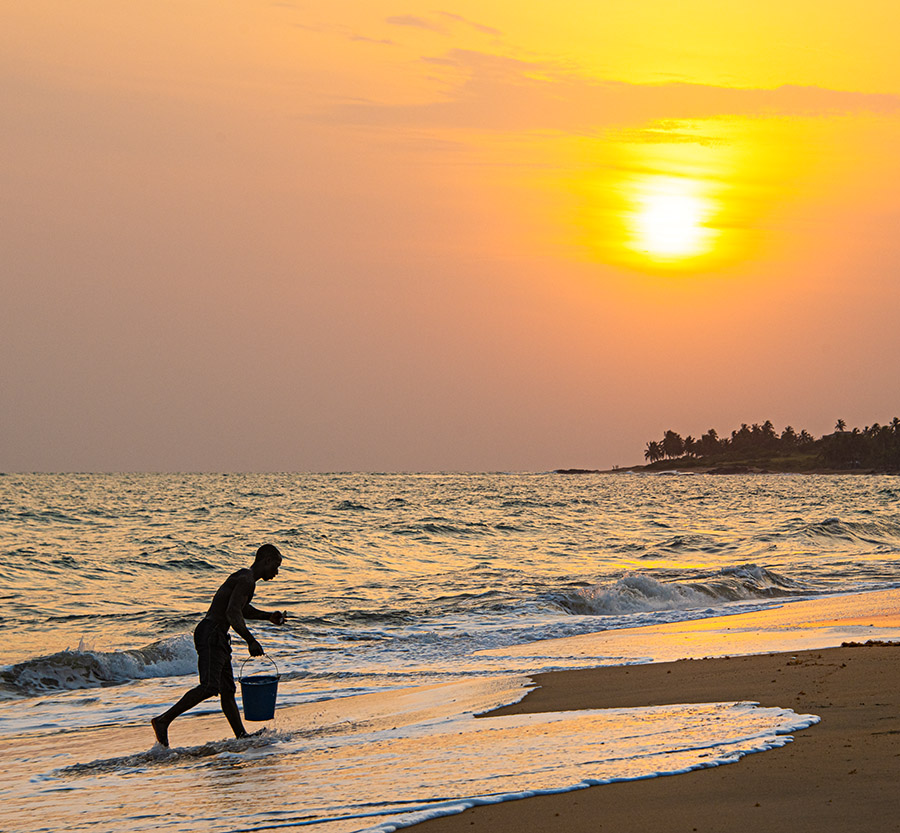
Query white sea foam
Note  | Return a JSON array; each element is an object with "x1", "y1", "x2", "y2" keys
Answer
[
  {"x1": 53, "y1": 728, "x2": 292, "y2": 777},
  {"x1": 15, "y1": 678, "x2": 819, "y2": 833},
  {"x1": 330, "y1": 702, "x2": 819, "y2": 833}
]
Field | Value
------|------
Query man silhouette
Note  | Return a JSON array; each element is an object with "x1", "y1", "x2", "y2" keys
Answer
[{"x1": 152, "y1": 544, "x2": 285, "y2": 747}]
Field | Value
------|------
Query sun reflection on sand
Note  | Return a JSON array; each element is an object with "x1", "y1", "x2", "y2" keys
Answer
[{"x1": 480, "y1": 589, "x2": 900, "y2": 665}]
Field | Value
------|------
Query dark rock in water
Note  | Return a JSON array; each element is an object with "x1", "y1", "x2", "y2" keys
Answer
[{"x1": 554, "y1": 468, "x2": 602, "y2": 474}]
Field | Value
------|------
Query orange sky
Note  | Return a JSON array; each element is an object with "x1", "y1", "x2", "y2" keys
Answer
[{"x1": 2, "y1": 1, "x2": 899, "y2": 470}]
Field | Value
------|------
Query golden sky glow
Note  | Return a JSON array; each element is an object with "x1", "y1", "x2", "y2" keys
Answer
[{"x1": 2, "y1": 1, "x2": 900, "y2": 470}]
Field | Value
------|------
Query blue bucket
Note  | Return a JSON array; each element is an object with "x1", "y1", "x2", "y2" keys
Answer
[{"x1": 239, "y1": 656, "x2": 280, "y2": 721}]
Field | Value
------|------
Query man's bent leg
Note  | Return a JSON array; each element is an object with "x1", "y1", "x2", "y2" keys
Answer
[
  {"x1": 221, "y1": 689, "x2": 249, "y2": 739},
  {"x1": 218, "y1": 659, "x2": 248, "y2": 739},
  {"x1": 152, "y1": 685, "x2": 216, "y2": 747}
]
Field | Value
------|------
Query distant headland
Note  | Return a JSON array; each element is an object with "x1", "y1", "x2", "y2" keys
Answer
[{"x1": 557, "y1": 419, "x2": 900, "y2": 475}]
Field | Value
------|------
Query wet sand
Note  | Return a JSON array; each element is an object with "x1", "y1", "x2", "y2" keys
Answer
[{"x1": 417, "y1": 643, "x2": 900, "y2": 833}]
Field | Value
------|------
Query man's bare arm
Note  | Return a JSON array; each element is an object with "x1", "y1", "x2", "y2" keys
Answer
[
  {"x1": 226, "y1": 575, "x2": 264, "y2": 655},
  {"x1": 244, "y1": 604, "x2": 285, "y2": 625}
]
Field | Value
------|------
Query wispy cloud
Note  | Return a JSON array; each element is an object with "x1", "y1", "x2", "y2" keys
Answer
[
  {"x1": 330, "y1": 49, "x2": 900, "y2": 132},
  {"x1": 385, "y1": 15, "x2": 447, "y2": 34},
  {"x1": 350, "y1": 34, "x2": 395, "y2": 45},
  {"x1": 609, "y1": 124, "x2": 726, "y2": 147},
  {"x1": 436, "y1": 11, "x2": 501, "y2": 37},
  {"x1": 293, "y1": 21, "x2": 395, "y2": 45}
]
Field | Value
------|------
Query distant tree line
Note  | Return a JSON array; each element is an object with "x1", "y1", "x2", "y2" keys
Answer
[{"x1": 643, "y1": 418, "x2": 900, "y2": 471}]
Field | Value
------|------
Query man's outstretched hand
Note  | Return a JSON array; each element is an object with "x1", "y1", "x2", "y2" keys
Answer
[
  {"x1": 270, "y1": 610, "x2": 287, "y2": 626},
  {"x1": 248, "y1": 637, "x2": 264, "y2": 657}
]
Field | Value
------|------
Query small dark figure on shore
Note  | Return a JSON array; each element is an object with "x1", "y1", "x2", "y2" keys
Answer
[{"x1": 151, "y1": 544, "x2": 286, "y2": 747}]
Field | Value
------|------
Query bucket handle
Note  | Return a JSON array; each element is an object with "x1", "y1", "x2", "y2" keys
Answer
[{"x1": 239, "y1": 654, "x2": 279, "y2": 679}]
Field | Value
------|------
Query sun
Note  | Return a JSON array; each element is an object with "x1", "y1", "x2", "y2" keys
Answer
[
  {"x1": 627, "y1": 177, "x2": 718, "y2": 265},
  {"x1": 637, "y1": 193, "x2": 705, "y2": 256}
]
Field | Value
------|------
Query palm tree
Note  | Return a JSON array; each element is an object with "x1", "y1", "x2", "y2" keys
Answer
[
  {"x1": 698, "y1": 429, "x2": 721, "y2": 457},
  {"x1": 644, "y1": 441, "x2": 663, "y2": 463},
  {"x1": 835, "y1": 419, "x2": 847, "y2": 432},
  {"x1": 662, "y1": 430, "x2": 685, "y2": 459}
]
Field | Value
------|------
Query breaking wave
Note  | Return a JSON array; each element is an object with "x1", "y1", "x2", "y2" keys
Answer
[
  {"x1": 802, "y1": 516, "x2": 900, "y2": 547},
  {"x1": 0, "y1": 634, "x2": 195, "y2": 697},
  {"x1": 550, "y1": 565, "x2": 812, "y2": 616}
]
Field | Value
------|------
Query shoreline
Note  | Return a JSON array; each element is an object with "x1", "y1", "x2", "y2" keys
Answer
[
  {"x1": 557, "y1": 466, "x2": 899, "y2": 475},
  {"x1": 416, "y1": 643, "x2": 900, "y2": 833}
]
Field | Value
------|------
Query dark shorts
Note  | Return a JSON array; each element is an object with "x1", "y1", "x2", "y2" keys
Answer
[{"x1": 194, "y1": 618, "x2": 235, "y2": 695}]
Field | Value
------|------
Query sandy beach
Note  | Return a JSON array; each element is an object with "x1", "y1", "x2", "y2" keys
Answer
[{"x1": 418, "y1": 642, "x2": 900, "y2": 833}]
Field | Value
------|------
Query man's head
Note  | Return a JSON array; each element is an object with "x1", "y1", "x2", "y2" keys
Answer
[{"x1": 254, "y1": 544, "x2": 282, "y2": 581}]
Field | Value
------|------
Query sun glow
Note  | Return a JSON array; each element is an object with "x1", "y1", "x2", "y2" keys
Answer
[
  {"x1": 637, "y1": 193, "x2": 706, "y2": 256},
  {"x1": 629, "y1": 177, "x2": 717, "y2": 264}
]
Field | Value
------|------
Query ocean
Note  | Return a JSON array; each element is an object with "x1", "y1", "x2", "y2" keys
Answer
[{"x1": 2, "y1": 472, "x2": 899, "y2": 832}]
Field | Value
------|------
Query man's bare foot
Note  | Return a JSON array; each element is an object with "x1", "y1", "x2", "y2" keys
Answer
[
  {"x1": 151, "y1": 716, "x2": 169, "y2": 747},
  {"x1": 236, "y1": 729, "x2": 263, "y2": 740}
]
